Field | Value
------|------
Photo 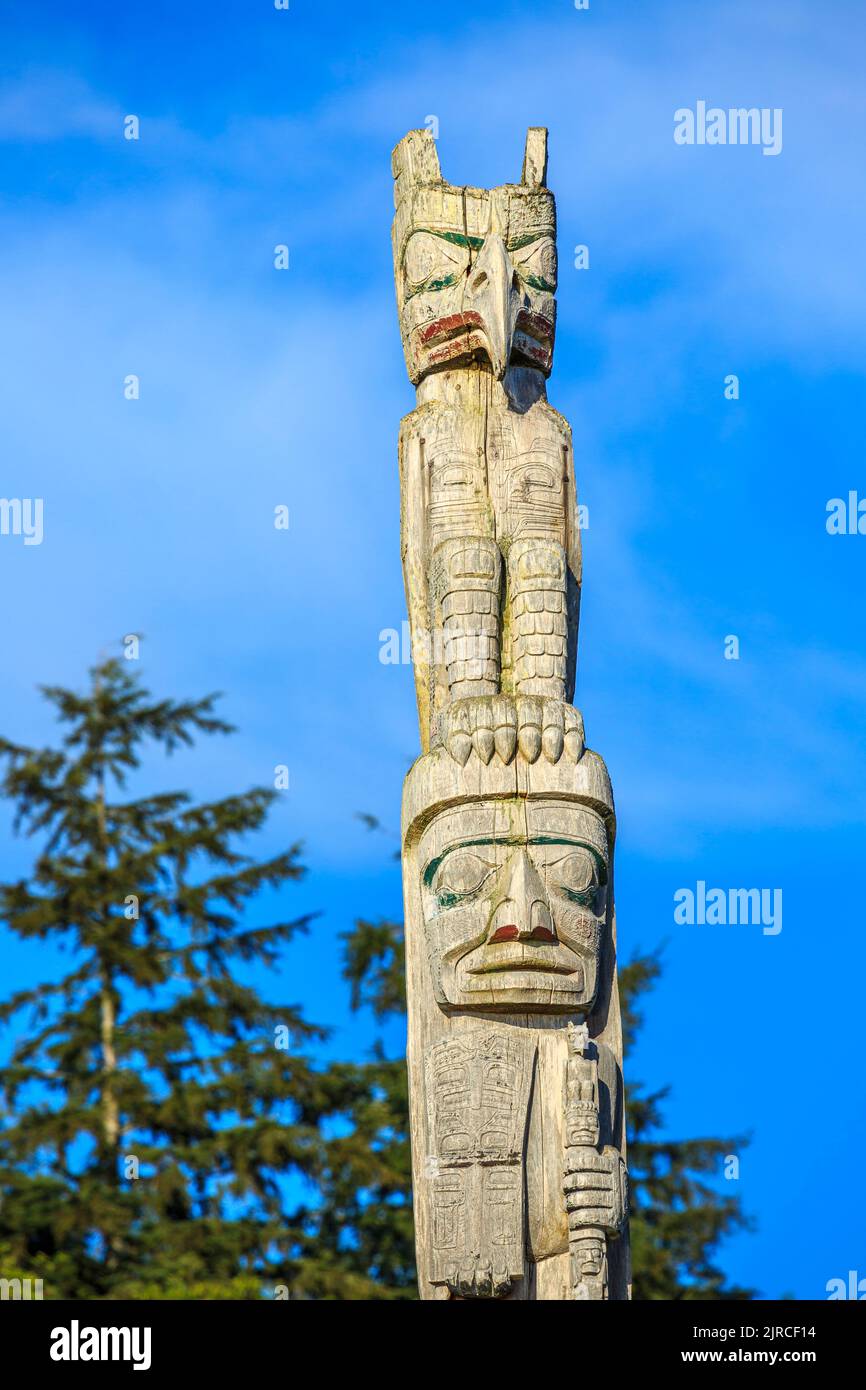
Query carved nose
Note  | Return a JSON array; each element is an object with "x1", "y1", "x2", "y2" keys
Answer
[
  {"x1": 487, "y1": 848, "x2": 556, "y2": 943},
  {"x1": 464, "y1": 231, "x2": 517, "y2": 380}
]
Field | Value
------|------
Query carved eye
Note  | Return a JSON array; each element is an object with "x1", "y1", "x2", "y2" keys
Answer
[
  {"x1": 433, "y1": 851, "x2": 490, "y2": 901},
  {"x1": 404, "y1": 231, "x2": 466, "y2": 288},
  {"x1": 512, "y1": 237, "x2": 557, "y2": 290},
  {"x1": 519, "y1": 466, "x2": 556, "y2": 491},
  {"x1": 557, "y1": 850, "x2": 596, "y2": 899},
  {"x1": 440, "y1": 466, "x2": 472, "y2": 487}
]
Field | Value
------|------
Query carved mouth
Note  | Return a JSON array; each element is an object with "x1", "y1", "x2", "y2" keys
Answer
[
  {"x1": 461, "y1": 963, "x2": 586, "y2": 998},
  {"x1": 415, "y1": 309, "x2": 553, "y2": 375},
  {"x1": 515, "y1": 310, "x2": 553, "y2": 341},
  {"x1": 466, "y1": 944, "x2": 577, "y2": 975},
  {"x1": 419, "y1": 312, "x2": 494, "y2": 371}
]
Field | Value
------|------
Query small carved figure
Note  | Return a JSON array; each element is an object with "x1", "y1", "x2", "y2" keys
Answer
[{"x1": 563, "y1": 1024, "x2": 628, "y2": 1299}]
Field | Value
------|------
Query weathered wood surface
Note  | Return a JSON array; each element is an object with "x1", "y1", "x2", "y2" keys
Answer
[{"x1": 393, "y1": 128, "x2": 630, "y2": 1300}]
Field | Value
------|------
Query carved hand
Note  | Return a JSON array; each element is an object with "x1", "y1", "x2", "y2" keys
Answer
[
  {"x1": 438, "y1": 694, "x2": 584, "y2": 767},
  {"x1": 445, "y1": 1259, "x2": 512, "y2": 1300},
  {"x1": 562, "y1": 1148, "x2": 625, "y2": 1236}
]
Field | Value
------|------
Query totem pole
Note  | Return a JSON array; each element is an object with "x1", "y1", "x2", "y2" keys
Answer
[{"x1": 392, "y1": 127, "x2": 629, "y2": 1300}]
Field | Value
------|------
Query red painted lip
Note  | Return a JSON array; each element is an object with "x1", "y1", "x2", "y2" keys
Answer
[
  {"x1": 515, "y1": 310, "x2": 554, "y2": 341},
  {"x1": 511, "y1": 336, "x2": 552, "y2": 372},
  {"x1": 426, "y1": 333, "x2": 491, "y2": 368},
  {"x1": 421, "y1": 310, "x2": 552, "y2": 349},
  {"x1": 512, "y1": 311, "x2": 553, "y2": 372},
  {"x1": 419, "y1": 311, "x2": 484, "y2": 346},
  {"x1": 415, "y1": 309, "x2": 552, "y2": 373}
]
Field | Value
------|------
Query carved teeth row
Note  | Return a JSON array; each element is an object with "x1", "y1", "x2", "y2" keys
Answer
[{"x1": 442, "y1": 697, "x2": 584, "y2": 766}]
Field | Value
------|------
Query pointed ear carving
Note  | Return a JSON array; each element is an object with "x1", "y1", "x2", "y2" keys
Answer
[
  {"x1": 521, "y1": 128, "x2": 548, "y2": 187},
  {"x1": 392, "y1": 129, "x2": 442, "y2": 206}
]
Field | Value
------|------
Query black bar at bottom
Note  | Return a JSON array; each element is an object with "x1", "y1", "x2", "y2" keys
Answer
[{"x1": 6, "y1": 1297, "x2": 858, "y2": 1376}]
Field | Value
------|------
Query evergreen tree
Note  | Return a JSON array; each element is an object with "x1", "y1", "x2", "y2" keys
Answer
[
  {"x1": 252, "y1": 916, "x2": 416, "y2": 1300},
  {"x1": 619, "y1": 951, "x2": 753, "y2": 1299},
  {"x1": 0, "y1": 658, "x2": 753, "y2": 1299},
  {"x1": 0, "y1": 656, "x2": 332, "y2": 1298},
  {"x1": 304, "y1": 919, "x2": 415, "y2": 1298}
]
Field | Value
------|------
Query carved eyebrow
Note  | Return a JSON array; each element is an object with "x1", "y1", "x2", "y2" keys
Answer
[
  {"x1": 508, "y1": 232, "x2": 553, "y2": 251},
  {"x1": 540, "y1": 841, "x2": 608, "y2": 886},
  {"x1": 422, "y1": 837, "x2": 518, "y2": 887},
  {"x1": 414, "y1": 228, "x2": 485, "y2": 250},
  {"x1": 422, "y1": 835, "x2": 607, "y2": 887}
]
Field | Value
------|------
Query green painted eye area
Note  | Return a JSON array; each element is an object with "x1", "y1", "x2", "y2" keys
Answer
[
  {"x1": 519, "y1": 273, "x2": 556, "y2": 294},
  {"x1": 558, "y1": 850, "x2": 595, "y2": 892},
  {"x1": 433, "y1": 850, "x2": 493, "y2": 907},
  {"x1": 542, "y1": 845, "x2": 607, "y2": 905},
  {"x1": 511, "y1": 236, "x2": 557, "y2": 294},
  {"x1": 402, "y1": 229, "x2": 479, "y2": 301},
  {"x1": 560, "y1": 885, "x2": 597, "y2": 908},
  {"x1": 402, "y1": 228, "x2": 557, "y2": 302},
  {"x1": 422, "y1": 835, "x2": 607, "y2": 911}
]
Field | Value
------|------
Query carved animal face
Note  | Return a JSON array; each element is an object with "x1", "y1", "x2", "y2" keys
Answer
[
  {"x1": 392, "y1": 128, "x2": 557, "y2": 385},
  {"x1": 418, "y1": 798, "x2": 608, "y2": 1012}
]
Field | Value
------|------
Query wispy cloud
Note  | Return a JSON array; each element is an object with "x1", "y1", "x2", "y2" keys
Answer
[
  {"x1": 1, "y1": 0, "x2": 864, "y2": 863},
  {"x1": 0, "y1": 67, "x2": 119, "y2": 140}
]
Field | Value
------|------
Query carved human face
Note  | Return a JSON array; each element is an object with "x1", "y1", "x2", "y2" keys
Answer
[
  {"x1": 393, "y1": 182, "x2": 557, "y2": 385},
  {"x1": 418, "y1": 799, "x2": 608, "y2": 1012},
  {"x1": 567, "y1": 1105, "x2": 600, "y2": 1148},
  {"x1": 574, "y1": 1239, "x2": 606, "y2": 1280}
]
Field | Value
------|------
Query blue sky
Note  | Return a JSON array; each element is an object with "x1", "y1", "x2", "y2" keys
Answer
[{"x1": 0, "y1": 0, "x2": 864, "y2": 1299}]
